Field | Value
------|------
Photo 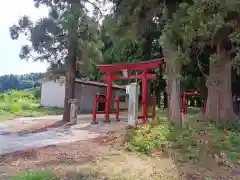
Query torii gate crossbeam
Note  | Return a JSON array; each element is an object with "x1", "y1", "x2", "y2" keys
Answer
[{"x1": 98, "y1": 58, "x2": 164, "y2": 122}]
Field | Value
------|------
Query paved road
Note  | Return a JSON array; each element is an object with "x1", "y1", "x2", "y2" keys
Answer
[{"x1": 0, "y1": 114, "x2": 128, "y2": 155}]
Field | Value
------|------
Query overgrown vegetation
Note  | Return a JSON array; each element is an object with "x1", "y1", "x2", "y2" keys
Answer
[
  {"x1": 0, "y1": 89, "x2": 62, "y2": 121},
  {"x1": 126, "y1": 112, "x2": 240, "y2": 165}
]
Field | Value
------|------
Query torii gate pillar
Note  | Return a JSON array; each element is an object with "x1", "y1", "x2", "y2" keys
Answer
[{"x1": 98, "y1": 59, "x2": 164, "y2": 122}]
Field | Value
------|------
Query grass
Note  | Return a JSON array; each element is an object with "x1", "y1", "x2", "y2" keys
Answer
[
  {"x1": 125, "y1": 111, "x2": 240, "y2": 165},
  {"x1": 11, "y1": 171, "x2": 57, "y2": 180},
  {"x1": 0, "y1": 89, "x2": 63, "y2": 121}
]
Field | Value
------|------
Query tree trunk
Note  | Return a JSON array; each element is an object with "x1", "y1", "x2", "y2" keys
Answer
[
  {"x1": 162, "y1": 50, "x2": 182, "y2": 123},
  {"x1": 163, "y1": 91, "x2": 168, "y2": 108},
  {"x1": 62, "y1": 2, "x2": 79, "y2": 122},
  {"x1": 166, "y1": 77, "x2": 172, "y2": 118},
  {"x1": 205, "y1": 60, "x2": 237, "y2": 122},
  {"x1": 155, "y1": 87, "x2": 161, "y2": 108},
  {"x1": 167, "y1": 75, "x2": 182, "y2": 124},
  {"x1": 62, "y1": 44, "x2": 77, "y2": 122}
]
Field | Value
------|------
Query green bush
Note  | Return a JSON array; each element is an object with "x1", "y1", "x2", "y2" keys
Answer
[
  {"x1": 126, "y1": 113, "x2": 240, "y2": 163},
  {"x1": 33, "y1": 87, "x2": 41, "y2": 98},
  {"x1": 0, "y1": 90, "x2": 39, "y2": 112},
  {"x1": 8, "y1": 90, "x2": 35, "y2": 100},
  {"x1": 11, "y1": 171, "x2": 57, "y2": 180},
  {"x1": 0, "y1": 89, "x2": 62, "y2": 120}
]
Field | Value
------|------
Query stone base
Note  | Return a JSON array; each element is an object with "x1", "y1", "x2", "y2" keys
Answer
[
  {"x1": 91, "y1": 121, "x2": 99, "y2": 125},
  {"x1": 69, "y1": 120, "x2": 77, "y2": 125},
  {"x1": 103, "y1": 120, "x2": 111, "y2": 123}
]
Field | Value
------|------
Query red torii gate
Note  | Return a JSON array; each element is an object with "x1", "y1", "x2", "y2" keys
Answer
[
  {"x1": 98, "y1": 59, "x2": 164, "y2": 122},
  {"x1": 181, "y1": 88, "x2": 206, "y2": 114}
]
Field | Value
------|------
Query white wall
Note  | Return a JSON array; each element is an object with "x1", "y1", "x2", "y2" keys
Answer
[
  {"x1": 40, "y1": 81, "x2": 65, "y2": 108},
  {"x1": 40, "y1": 80, "x2": 128, "y2": 112}
]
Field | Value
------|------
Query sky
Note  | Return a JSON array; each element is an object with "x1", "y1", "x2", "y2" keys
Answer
[
  {"x1": 0, "y1": 0, "x2": 50, "y2": 76},
  {"x1": 0, "y1": 0, "x2": 112, "y2": 76}
]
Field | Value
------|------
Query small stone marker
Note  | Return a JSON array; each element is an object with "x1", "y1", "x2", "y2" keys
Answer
[
  {"x1": 126, "y1": 83, "x2": 139, "y2": 127},
  {"x1": 68, "y1": 99, "x2": 80, "y2": 125}
]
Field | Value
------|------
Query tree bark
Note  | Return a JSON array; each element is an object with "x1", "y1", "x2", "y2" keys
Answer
[
  {"x1": 164, "y1": 73, "x2": 182, "y2": 124},
  {"x1": 62, "y1": 43, "x2": 77, "y2": 122},
  {"x1": 62, "y1": 2, "x2": 79, "y2": 122},
  {"x1": 163, "y1": 91, "x2": 168, "y2": 108},
  {"x1": 167, "y1": 75, "x2": 182, "y2": 124},
  {"x1": 162, "y1": 39, "x2": 182, "y2": 124},
  {"x1": 205, "y1": 59, "x2": 237, "y2": 122}
]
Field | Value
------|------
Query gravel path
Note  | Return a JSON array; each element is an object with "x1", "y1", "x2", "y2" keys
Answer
[{"x1": 0, "y1": 114, "x2": 128, "y2": 155}]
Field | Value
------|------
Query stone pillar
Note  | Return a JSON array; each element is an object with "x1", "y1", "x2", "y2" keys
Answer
[
  {"x1": 68, "y1": 99, "x2": 80, "y2": 125},
  {"x1": 126, "y1": 83, "x2": 139, "y2": 126}
]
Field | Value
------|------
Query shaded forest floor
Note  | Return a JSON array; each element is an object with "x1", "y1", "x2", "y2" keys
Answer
[{"x1": 1, "y1": 112, "x2": 240, "y2": 180}]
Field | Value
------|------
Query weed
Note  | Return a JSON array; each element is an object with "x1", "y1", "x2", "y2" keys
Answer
[
  {"x1": 125, "y1": 112, "x2": 240, "y2": 164},
  {"x1": 11, "y1": 171, "x2": 57, "y2": 180},
  {"x1": 0, "y1": 89, "x2": 63, "y2": 121}
]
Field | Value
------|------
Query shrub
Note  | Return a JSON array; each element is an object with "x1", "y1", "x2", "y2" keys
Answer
[
  {"x1": 125, "y1": 113, "x2": 240, "y2": 163},
  {"x1": 8, "y1": 90, "x2": 35, "y2": 100},
  {"x1": 0, "y1": 89, "x2": 62, "y2": 120},
  {"x1": 33, "y1": 87, "x2": 41, "y2": 98}
]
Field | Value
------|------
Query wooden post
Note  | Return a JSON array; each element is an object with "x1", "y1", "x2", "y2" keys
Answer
[
  {"x1": 104, "y1": 73, "x2": 112, "y2": 122},
  {"x1": 92, "y1": 94, "x2": 98, "y2": 124},
  {"x1": 142, "y1": 70, "x2": 148, "y2": 123}
]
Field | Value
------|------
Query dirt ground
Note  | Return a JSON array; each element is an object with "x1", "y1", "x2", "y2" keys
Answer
[
  {"x1": 0, "y1": 114, "x2": 239, "y2": 179},
  {"x1": 0, "y1": 130, "x2": 240, "y2": 180}
]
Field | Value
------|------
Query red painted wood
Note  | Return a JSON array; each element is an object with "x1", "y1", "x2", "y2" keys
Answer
[
  {"x1": 105, "y1": 74, "x2": 112, "y2": 121},
  {"x1": 102, "y1": 73, "x2": 156, "y2": 81},
  {"x1": 142, "y1": 70, "x2": 148, "y2": 122},
  {"x1": 94, "y1": 58, "x2": 164, "y2": 123},
  {"x1": 98, "y1": 59, "x2": 164, "y2": 72},
  {"x1": 184, "y1": 92, "x2": 200, "y2": 95}
]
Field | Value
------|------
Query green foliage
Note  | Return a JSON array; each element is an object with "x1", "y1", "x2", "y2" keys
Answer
[
  {"x1": 0, "y1": 89, "x2": 62, "y2": 121},
  {"x1": 11, "y1": 171, "x2": 57, "y2": 180},
  {"x1": 9, "y1": 1, "x2": 104, "y2": 81},
  {"x1": 126, "y1": 112, "x2": 240, "y2": 163},
  {"x1": 0, "y1": 73, "x2": 44, "y2": 92},
  {"x1": 161, "y1": 0, "x2": 240, "y2": 68},
  {"x1": 98, "y1": 0, "x2": 164, "y2": 70},
  {"x1": 33, "y1": 87, "x2": 41, "y2": 98}
]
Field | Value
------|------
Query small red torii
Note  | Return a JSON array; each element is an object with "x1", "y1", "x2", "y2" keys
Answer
[
  {"x1": 181, "y1": 88, "x2": 206, "y2": 114},
  {"x1": 98, "y1": 59, "x2": 164, "y2": 122}
]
